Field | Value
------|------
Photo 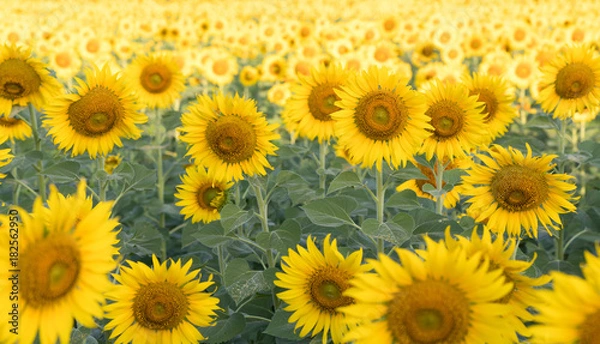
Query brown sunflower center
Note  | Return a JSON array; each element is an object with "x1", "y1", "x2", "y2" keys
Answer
[
  {"x1": 205, "y1": 115, "x2": 257, "y2": 163},
  {"x1": 20, "y1": 234, "x2": 81, "y2": 308},
  {"x1": 0, "y1": 117, "x2": 21, "y2": 127},
  {"x1": 133, "y1": 281, "x2": 189, "y2": 331},
  {"x1": 491, "y1": 165, "x2": 549, "y2": 212},
  {"x1": 140, "y1": 63, "x2": 173, "y2": 94},
  {"x1": 0, "y1": 58, "x2": 42, "y2": 100},
  {"x1": 426, "y1": 100, "x2": 464, "y2": 140},
  {"x1": 387, "y1": 280, "x2": 470, "y2": 343},
  {"x1": 197, "y1": 185, "x2": 226, "y2": 210},
  {"x1": 67, "y1": 86, "x2": 121, "y2": 136},
  {"x1": 308, "y1": 266, "x2": 354, "y2": 313},
  {"x1": 555, "y1": 62, "x2": 595, "y2": 100},
  {"x1": 470, "y1": 87, "x2": 499, "y2": 123},
  {"x1": 308, "y1": 83, "x2": 341, "y2": 121},
  {"x1": 354, "y1": 90, "x2": 408, "y2": 141},
  {"x1": 580, "y1": 308, "x2": 600, "y2": 343}
]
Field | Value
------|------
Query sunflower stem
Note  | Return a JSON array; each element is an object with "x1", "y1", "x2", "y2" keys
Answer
[
  {"x1": 375, "y1": 166, "x2": 386, "y2": 253},
  {"x1": 10, "y1": 141, "x2": 21, "y2": 206},
  {"x1": 97, "y1": 156, "x2": 107, "y2": 201},
  {"x1": 435, "y1": 158, "x2": 445, "y2": 215},
  {"x1": 217, "y1": 245, "x2": 226, "y2": 282},
  {"x1": 154, "y1": 108, "x2": 166, "y2": 228},
  {"x1": 318, "y1": 142, "x2": 328, "y2": 194},
  {"x1": 28, "y1": 102, "x2": 46, "y2": 202},
  {"x1": 556, "y1": 230, "x2": 565, "y2": 261}
]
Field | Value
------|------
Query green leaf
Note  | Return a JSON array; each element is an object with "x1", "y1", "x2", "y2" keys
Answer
[
  {"x1": 276, "y1": 170, "x2": 318, "y2": 205},
  {"x1": 389, "y1": 165, "x2": 426, "y2": 181},
  {"x1": 161, "y1": 110, "x2": 182, "y2": 130},
  {"x1": 328, "y1": 170, "x2": 363, "y2": 194},
  {"x1": 263, "y1": 310, "x2": 303, "y2": 340},
  {"x1": 302, "y1": 196, "x2": 358, "y2": 228},
  {"x1": 189, "y1": 221, "x2": 231, "y2": 248},
  {"x1": 412, "y1": 209, "x2": 456, "y2": 234},
  {"x1": 220, "y1": 204, "x2": 252, "y2": 234},
  {"x1": 42, "y1": 160, "x2": 80, "y2": 182},
  {"x1": 256, "y1": 219, "x2": 302, "y2": 254},
  {"x1": 119, "y1": 221, "x2": 164, "y2": 257},
  {"x1": 127, "y1": 163, "x2": 157, "y2": 191},
  {"x1": 361, "y1": 218, "x2": 411, "y2": 246},
  {"x1": 443, "y1": 168, "x2": 467, "y2": 186},
  {"x1": 525, "y1": 115, "x2": 556, "y2": 129},
  {"x1": 109, "y1": 161, "x2": 135, "y2": 181},
  {"x1": 224, "y1": 259, "x2": 270, "y2": 304},
  {"x1": 387, "y1": 190, "x2": 421, "y2": 210},
  {"x1": 201, "y1": 313, "x2": 246, "y2": 344}
]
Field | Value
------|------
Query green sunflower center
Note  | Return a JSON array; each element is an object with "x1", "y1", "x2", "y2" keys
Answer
[
  {"x1": 308, "y1": 83, "x2": 340, "y2": 121},
  {"x1": 197, "y1": 185, "x2": 226, "y2": 210},
  {"x1": 133, "y1": 281, "x2": 189, "y2": 331},
  {"x1": 426, "y1": 100, "x2": 464, "y2": 140},
  {"x1": 0, "y1": 58, "x2": 42, "y2": 100},
  {"x1": 470, "y1": 87, "x2": 499, "y2": 123},
  {"x1": 205, "y1": 115, "x2": 257, "y2": 163},
  {"x1": 555, "y1": 62, "x2": 595, "y2": 100},
  {"x1": 67, "y1": 86, "x2": 122, "y2": 136},
  {"x1": 579, "y1": 308, "x2": 600, "y2": 343},
  {"x1": 140, "y1": 63, "x2": 173, "y2": 94},
  {"x1": 491, "y1": 165, "x2": 549, "y2": 212},
  {"x1": 20, "y1": 234, "x2": 81, "y2": 308},
  {"x1": 354, "y1": 90, "x2": 408, "y2": 141},
  {"x1": 387, "y1": 280, "x2": 470, "y2": 343},
  {"x1": 309, "y1": 266, "x2": 354, "y2": 313}
]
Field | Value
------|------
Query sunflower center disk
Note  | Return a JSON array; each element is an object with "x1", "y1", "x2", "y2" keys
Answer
[
  {"x1": 555, "y1": 62, "x2": 595, "y2": 99},
  {"x1": 354, "y1": 91, "x2": 407, "y2": 141},
  {"x1": 197, "y1": 185, "x2": 225, "y2": 210},
  {"x1": 133, "y1": 281, "x2": 189, "y2": 331},
  {"x1": 579, "y1": 308, "x2": 600, "y2": 343},
  {"x1": 308, "y1": 83, "x2": 340, "y2": 121},
  {"x1": 470, "y1": 88, "x2": 499, "y2": 122},
  {"x1": 68, "y1": 86, "x2": 122, "y2": 136},
  {"x1": 387, "y1": 280, "x2": 469, "y2": 343},
  {"x1": 427, "y1": 101, "x2": 464, "y2": 140},
  {"x1": 0, "y1": 117, "x2": 21, "y2": 127},
  {"x1": 491, "y1": 165, "x2": 549, "y2": 212},
  {"x1": 0, "y1": 58, "x2": 42, "y2": 100},
  {"x1": 140, "y1": 63, "x2": 173, "y2": 93},
  {"x1": 205, "y1": 115, "x2": 257, "y2": 163},
  {"x1": 309, "y1": 267, "x2": 353, "y2": 313},
  {"x1": 20, "y1": 234, "x2": 81, "y2": 308}
]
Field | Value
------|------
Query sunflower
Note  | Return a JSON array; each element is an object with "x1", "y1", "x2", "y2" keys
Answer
[
  {"x1": 331, "y1": 65, "x2": 432, "y2": 171},
  {"x1": 341, "y1": 237, "x2": 515, "y2": 343},
  {"x1": 2, "y1": 180, "x2": 120, "y2": 344},
  {"x1": 463, "y1": 73, "x2": 518, "y2": 143},
  {"x1": 282, "y1": 63, "x2": 349, "y2": 143},
  {"x1": 0, "y1": 44, "x2": 62, "y2": 117},
  {"x1": 444, "y1": 226, "x2": 551, "y2": 339},
  {"x1": 104, "y1": 255, "x2": 221, "y2": 344},
  {"x1": 0, "y1": 148, "x2": 13, "y2": 181},
  {"x1": 239, "y1": 65, "x2": 260, "y2": 87},
  {"x1": 43, "y1": 65, "x2": 147, "y2": 158},
  {"x1": 104, "y1": 154, "x2": 122, "y2": 174},
  {"x1": 419, "y1": 80, "x2": 487, "y2": 161},
  {"x1": 0, "y1": 116, "x2": 32, "y2": 143},
  {"x1": 461, "y1": 144, "x2": 578, "y2": 238},
  {"x1": 174, "y1": 166, "x2": 233, "y2": 224},
  {"x1": 179, "y1": 93, "x2": 280, "y2": 181},
  {"x1": 274, "y1": 234, "x2": 368, "y2": 343},
  {"x1": 537, "y1": 45, "x2": 600, "y2": 119},
  {"x1": 122, "y1": 53, "x2": 185, "y2": 109},
  {"x1": 395, "y1": 157, "x2": 469, "y2": 209},
  {"x1": 529, "y1": 245, "x2": 600, "y2": 343}
]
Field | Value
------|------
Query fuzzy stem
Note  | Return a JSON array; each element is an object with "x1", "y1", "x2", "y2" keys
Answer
[
  {"x1": 154, "y1": 108, "x2": 166, "y2": 228},
  {"x1": 97, "y1": 156, "x2": 108, "y2": 201},
  {"x1": 375, "y1": 167, "x2": 386, "y2": 253},
  {"x1": 435, "y1": 158, "x2": 445, "y2": 215},
  {"x1": 28, "y1": 103, "x2": 46, "y2": 202},
  {"x1": 318, "y1": 142, "x2": 328, "y2": 193}
]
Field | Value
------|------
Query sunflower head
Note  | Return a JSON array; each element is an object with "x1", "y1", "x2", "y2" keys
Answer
[
  {"x1": 331, "y1": 65, "x2": 432, "y2": 170},
  {"x1": 123, "y1": 52, "x2": 186, "y2": 109},
  {"x1": 43, "y1": 64, "x2": 147, "y2": 158},
  {"x1": 537, "y1": 45, "x2": 600, "y2": 119},
  {"x1": 461, "y1": 144, "x2": 578, "y2": 237},
  {"x1": 274, "y1": 234, "x2": 368, "y2": 343},
  {"x1": 179, "y1": 93, "x2": 280, "y2": 181},
  {"x1": 0, "y1": 44, "x2": 62, "y2": 116},
  {"x1": 419, "y1": 80, "x2": 487, "y2": 161}
]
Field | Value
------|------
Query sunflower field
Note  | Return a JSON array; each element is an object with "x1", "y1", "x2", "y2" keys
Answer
[{"x1": 1, "y1": 0, "x2": 600, "y2": 343}]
